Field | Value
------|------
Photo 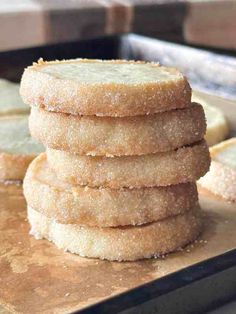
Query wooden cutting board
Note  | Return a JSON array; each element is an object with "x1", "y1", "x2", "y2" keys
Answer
[{"x1": 0, "y1": 91, "x2": 236, "y2": 314}]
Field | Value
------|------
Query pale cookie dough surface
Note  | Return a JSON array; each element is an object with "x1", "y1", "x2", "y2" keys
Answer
[
  {"x1": 23, "y1": 153, "x2": 198, "y2": 227},
  {"x1": 198, "y1": 138, "x2": 236, "y2": 201},
  {"x1": 0, "y1": 78, "x2": 29, "y2": 116},
  {"x1": 28, "y1": 205, "x2": 202, "y2": 261},
  {"x1": 20, "y1": 59, "x2": 191, "y2": 117},
  {"x1": 47, "y1": 140, "x2": 210, "y2": 188},
  {"x1": 29, "y1": 103, "x2": 206, "y2": 156},
  {"x1": 192, "y1": 94, "x2": 229, "y2": 146},
  {"x1": 0, "y1": 115, "x2": 44, "y2": 181}
]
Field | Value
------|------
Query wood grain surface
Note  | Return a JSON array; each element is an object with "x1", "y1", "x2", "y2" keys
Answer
[
  {"x1": 0, "y1": 1, "x2": 235, "y2": 52},
  {"x1": 0, "y1": 92, "x2": 236, "y2": 313}
]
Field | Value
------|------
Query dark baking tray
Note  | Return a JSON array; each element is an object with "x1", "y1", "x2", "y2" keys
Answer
[{"x1": 79, "y1": 249, "x2": 236, "y2": 314}]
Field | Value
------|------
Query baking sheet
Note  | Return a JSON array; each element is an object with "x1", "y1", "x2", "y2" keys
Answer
[
  {"x1": 0, "y1": 91, "x2": 236, "y2": 314},
  {"x1": 0, "y1": 184, "x2": 236, "y2": 314}
]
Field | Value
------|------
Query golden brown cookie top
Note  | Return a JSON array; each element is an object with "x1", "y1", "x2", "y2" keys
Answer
[{"x1": 20, "y1": 58, "x2": 191, "y2": 117}]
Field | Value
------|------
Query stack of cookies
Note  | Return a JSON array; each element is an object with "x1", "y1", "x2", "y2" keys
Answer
[{"x1": 20, "y1": 59, "x2": 210, "y2": 261}]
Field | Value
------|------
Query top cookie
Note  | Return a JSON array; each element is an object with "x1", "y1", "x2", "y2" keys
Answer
[{"x1": 20, "y1": 59, "x2": 191, "y2": 117}]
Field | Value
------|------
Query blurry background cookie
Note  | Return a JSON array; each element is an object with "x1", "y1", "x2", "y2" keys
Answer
[
  {"x1": 0, "y1": 78, "x2": 29, "y2": 116},
  {"x1": 0, "y1": 115, "x2": 43, "y2": 182},
  {"x1": 192, "y1": 93, "x2": 229, "y2": 146},
  {"x1": 198, "y1": 138, "x2": 236, "y2": 201}
]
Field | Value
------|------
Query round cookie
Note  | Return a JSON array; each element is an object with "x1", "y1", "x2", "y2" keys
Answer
[
  {"x1": 192, "y1": 94, "x2": 229, "y2": 146},
  {"x1": 0, "y1": 78, "x2": 29, "y2": 116},
  {"x1": 28, "y1": 206, "x2": 202, "y2": 261},
  {"x1": 20, "y1": 59, "x2": 191, "y2": 117},
  {"x1": 198, "y1": 138, "x2": 236, "y2": 201},
  {"x1": 47, "y1": 140, "x2": 210, "y2": 188},
  {"x1": 0, "y1": 115, "x2": 44, "y2": 181},
  {"x1": 29, "y1": 103, "x2": 206, "y2": 156},
  {"x1": 23, "y1": 154, "x2": 198, "y2": 227}
]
